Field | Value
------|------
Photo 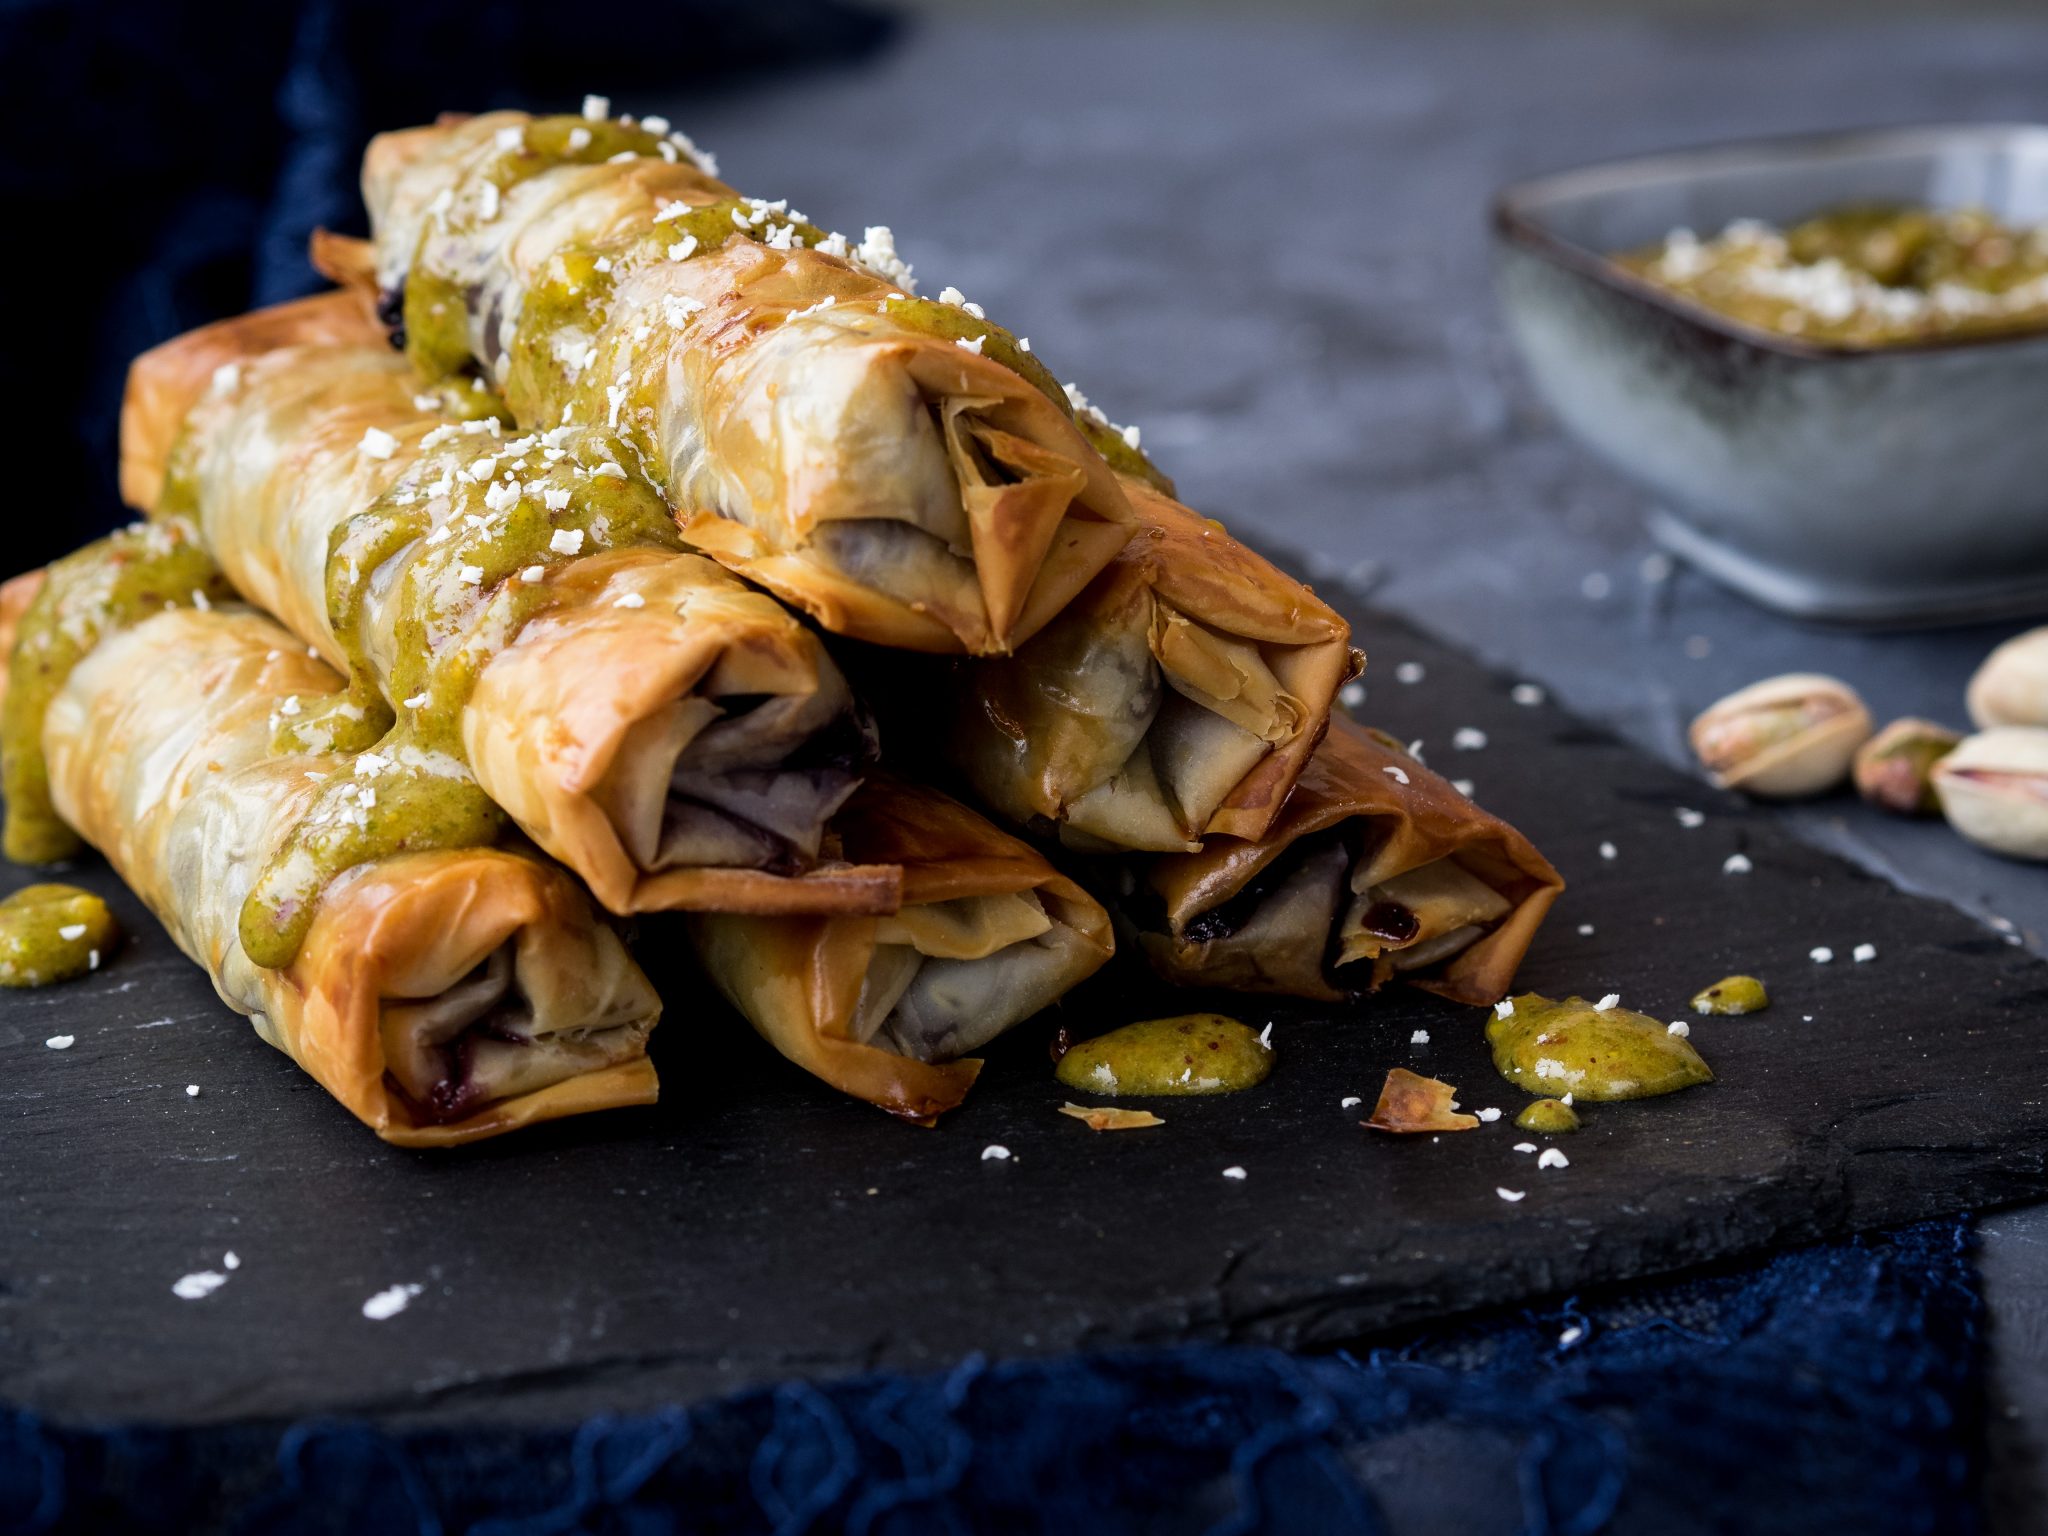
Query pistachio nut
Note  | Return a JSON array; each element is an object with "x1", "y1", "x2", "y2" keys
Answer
[
  {"x1": 1932, "y1": 727, "x2": 2048, "y2": 862},
  {"x1": 1968, "y1": 627, "x2": 2048, "y2": 729},
  {"x1": 1853, "y1": 717, "x2": 1961, "y2": 816},
  {"x1": 1689, "y1": 673, "x2": 1873, "y2": 799}
]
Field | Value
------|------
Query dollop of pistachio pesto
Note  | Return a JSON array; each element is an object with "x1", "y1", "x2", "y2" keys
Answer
[
  {"x1": 1487, "y1": 993, "x2": 1712, "y2": 1102},
  {"x1": 1691, "y1": 975, "x2": 1769, "y2": 1016},
  {"x1": 0, "y1": 884, "x2": 116, "y2": 987},
  {"x1": 1515, "y1": 1097, "x2": 1581, "y2": 1133},
  {"x1": 1055, "y1": 1012, "x2": 1271, "y2": 1097}
]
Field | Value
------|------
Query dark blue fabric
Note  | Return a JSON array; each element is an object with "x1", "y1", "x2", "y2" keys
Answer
[
  {"x1": 0, "y1": 1221, "x2": 1982, "y2": 1535},
  {"x1": 0, "y1": 0, "x2": 895, "y2": 570}
]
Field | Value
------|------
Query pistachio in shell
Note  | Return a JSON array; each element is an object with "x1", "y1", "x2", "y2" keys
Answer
[
  {"x1": 1688, "y1": 673, "x2": 1873, "y2": 799},
  {"x1": 1853, "y1": 718, "x2": 1961, "y2": 816},
  {"x1": 1932, "y1": 727, "x2": 2048, "y2": 862},
  {"x1": 1968, "y1": 628, "x2": 2048, "y2": 729}
]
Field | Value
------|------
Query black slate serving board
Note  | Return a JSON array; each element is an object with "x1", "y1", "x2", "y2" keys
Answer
[{"x1": 5, "y1": 599, "x2": 2046, "y2": 1430}]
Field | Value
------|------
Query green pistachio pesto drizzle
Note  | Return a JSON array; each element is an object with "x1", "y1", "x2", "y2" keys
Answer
[
  {"x1": 2, "y1": 519, "x2": 238, "y2": 864},
  {"x1": 402, "y1": 117, "x2": 1178, "y2": 494},
  {"x1": 0, "y1": 883, "x2": 116, "y2": 987},
  {"x1": 237, "y1": 415, "x2": 684, "y2": 968}
]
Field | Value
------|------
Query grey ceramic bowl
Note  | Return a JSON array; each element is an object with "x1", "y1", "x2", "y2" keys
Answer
[{"x1": 1493, "y1": 124, "x2": 2048, "y2": 626}]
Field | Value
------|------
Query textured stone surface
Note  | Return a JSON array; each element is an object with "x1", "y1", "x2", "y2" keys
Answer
[{"x1": 4, "y1": 603, "x2": 2045, "y2": 1428}]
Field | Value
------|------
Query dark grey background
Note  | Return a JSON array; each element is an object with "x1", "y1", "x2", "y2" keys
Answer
[{"x1": 652, "y1": 9, "x2": 2048, "y2": 1521}]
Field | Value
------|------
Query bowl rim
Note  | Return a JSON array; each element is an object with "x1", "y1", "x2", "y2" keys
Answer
[{"x1": 1492, "y1": 121, "x2": 2048, "y2": 362}]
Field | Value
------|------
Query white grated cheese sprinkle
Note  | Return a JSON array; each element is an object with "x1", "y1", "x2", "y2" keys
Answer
[
  {"x1": 1594, "y1": 993, "x2": 1620, "y2": 1012},
  {"x1": 1222, "y1": 1166, "x2": 1247, "y2": 1181},
  {"x1": 1395, "y1": 662, "x2": 1425, "y2": 685},
  {"x1": 1538, "y1": 1148, "x2": 1570, "y2": 1170},
  {"x1": 45, "y1": 1035, "x2": 74, "y2": 1050},
  {"x1": 613, "y1": 592, "x2": 646, "y2": 609},
  {"x1": 1341, "y1": 1096, "x2": 1362, "y2": 1109},
  {"x1": 1853, "y1": 942, "x2": 1877, "y2": 963},
  {"x1": 358, "y1": 427, "x2": 398, "y2": 460},
  {"x1": 1496, "y1": 1188, "x2": 1526, "y2": 1203},
  {"x1": 1723, "y1": 853, "x2": 1753, "y2": 875},
  {"x1": 1668, "y1": 1020, "x2": 1691, "y2": 1038},
  {"x1": 981, "y1": 1145, "x2": 1012, "y2": 1162},
  {"x1": 1410, "y1": 1029, "x2": 1430, "y2": 1045},
  {"x1": 1453, "y1": 727, "x2": 1487, "y2": 750},
  {"x1": 1675, "y1": 807, "x2": 1705, "y2": 829},
  {"x1": 1477, "y1": 1107, "x2": 1502, "y2": 1122},
  {"x1": 1811, "y1": 946, "x2": 1834, "y2": 964},
  {"x1": 1511, "y1": 683, "x2": 1546, "y2": 706},
  {"x1": 457, "y1": 565, "x2": 484, "y2": 586},
  {"x1": 549, "y1": 528, "x2": 584, "y2": 556},
  {"x1": 1494, "y1": 999, "x2": 1515, "y2": 1018},
  {"x1": 955, "y1": 335, "x2": 986, "y2": 355},
  {"x1": 543, "y1": 487, "x2": 571, "y2": 512},
  {"x1": 581, "y1": 94, "x2": 610, "y2": 121},
  {"x1": 1382, "y1": 765, "x2": 1410, "y2": 785}
]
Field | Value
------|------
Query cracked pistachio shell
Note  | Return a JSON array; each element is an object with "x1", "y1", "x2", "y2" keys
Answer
[
  {"x1": 1853, "y1": 718, "x2": 1961, "y2": 816},
  {"x1": 1968, "y1": 628, "x2": 2048, "y2": 729},
  {"x1": 1688, "y1": 673, "x2": 1873, "y2": 799},
  {"x1": 1932, "y1": 727, "x2": 2048, "y2": 862}
]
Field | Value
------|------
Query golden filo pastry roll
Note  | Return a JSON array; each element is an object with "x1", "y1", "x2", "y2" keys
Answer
[
  {"x1": 687, "y1": 776, "x2": 1115, "y2": 1123},
  {"x1": 1123, "y1": 718, "x2": 1562, "y2": 1005},
  {"x1": 32, "y1": 602, "x2": 661, "y2": 1146},
  {"x1": 356, "y1": 110, "x2": 1135, "y2": 654},
  {"x1": 952, "y1": 478, "x2": 1357, "y2": 852},
  {"x1": 122, "y1": 297, "x2": 896, "y2": 955}
]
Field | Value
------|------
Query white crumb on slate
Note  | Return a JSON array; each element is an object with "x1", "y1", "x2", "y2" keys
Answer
[
  {"x1": 45, "y1": 1035, "x2": 74, "y2": 1050},
  {"x1": 1222, "y1": 1166, "x2": 1247, "y2": 1181},
  {"x1": 362, "y1": 1284, "x2": 423, "y2": 1321},
  {"x1": 173, "y1": 1271, "x2": 228, "y2": 1301},
  {"x1": 1477, "y1": 1108, "x2": 1502, "y2": 1123},
  {"x1": 1496, "y1": 1188, "x2": 1526, "y2": 1203},
  {"x1": 1538, "y1": 1148, "x2": 1570, "y2": 1170},
  {"x1": 980, "y1": 1145, "x2": 1012, "y2": 1162},
  {"x1": 1723, "y1": 853, "x2": 1753, "y2": 875}
]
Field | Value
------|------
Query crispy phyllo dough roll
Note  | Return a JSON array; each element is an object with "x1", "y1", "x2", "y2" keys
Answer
[
  {"x1": 122, "y1": 297, "x2": 894, "y2": 961},
  {"x1": 356, "y1": 110, "x2": 1135, "y2": 654},
  {"x1": 687, "y1": 777, "x2": 1114, "y2": 1122},
  {"x1": 1121, "y1": 719, "x2": 1562, "y2": 1005},
  {"x1": 953, "y1": 478, "x2": 1356, "y2": 851},
  {"x1": 33, "y1": 602, "x2": 661, "y2": 1145}
]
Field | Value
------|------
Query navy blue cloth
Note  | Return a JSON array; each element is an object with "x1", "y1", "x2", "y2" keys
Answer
[
  {"x1": 0, "y1": 0, "x2": 894, "y2": 569},
  {"x1": 0, "y1": 1222, "x2": 1982, "y2": 1534}
]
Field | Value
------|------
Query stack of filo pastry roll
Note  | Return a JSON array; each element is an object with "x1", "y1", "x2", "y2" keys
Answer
[
  {"x1": 0, "y1": 96, "x2": 1564, "y2": 1145},
  {"x1": 0, "y1": 526, "x2": 660, "y2": 1146}
]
